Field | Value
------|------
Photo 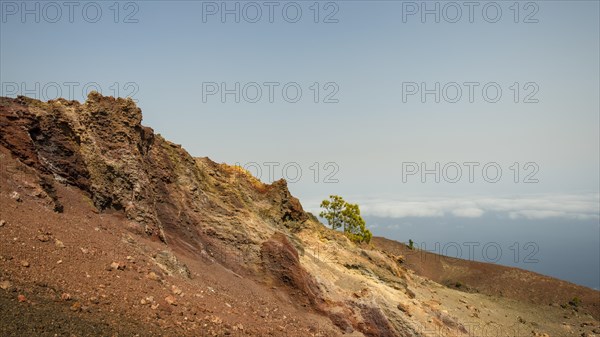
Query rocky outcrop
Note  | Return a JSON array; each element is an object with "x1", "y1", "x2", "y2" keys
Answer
[
  {"x1": 261, "y1": 233, "x2": 323, "y2": 307},
  {"x1": 0, "y1": 93, "x2": 463, "y2": 336},
  {"x1": 0, "y1": 93, "x2": 307, "y2": 245}
]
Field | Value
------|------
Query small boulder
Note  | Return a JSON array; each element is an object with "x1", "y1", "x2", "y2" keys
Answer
[
  {"x1": 154, "y1": 250, "x2": 191, "y2": 279},
  {"x1": 10, "y1": 191, "x2": 21, "y2": 202},
  {"x1": 37, "y1": 234, "x2": 50, "y2": 242},
  {"x1": 108, "y1": 262, "x2": 125, "y2": 271},
  {"x1": 70, "y1": 302, "x2": 82, "y2": 312},
  {"x1": 146, "y1": 272, "x2": 161, "y2": 281},
  {"x1": 0, "y1": 280, "x2": 11, "y2": 290},
  {"x1": 165, "y1": 295, "x2": 177, "y2": 306},
  {"x1": 397, "y1": 303, "x2": 412, "y2": 316},
  {"x1": 171, "y1": 285, "x2": 183, "y2": 296}
]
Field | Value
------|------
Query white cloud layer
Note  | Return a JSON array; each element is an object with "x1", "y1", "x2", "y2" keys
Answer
[{"x1": 306, "y1": 194, "x2": 600, "y2": 220}]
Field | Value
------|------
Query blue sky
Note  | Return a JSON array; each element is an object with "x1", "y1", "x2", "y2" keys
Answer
[{"x1": 1, "y1": 0, "x2": 599, "y2": 287}]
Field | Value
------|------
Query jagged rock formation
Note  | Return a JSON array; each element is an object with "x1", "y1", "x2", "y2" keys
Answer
[
  {"x1": 0, "y1": 93, "x2": 422, "y2": 336},
  {"x1": 0, "y1": 93, "x2": 305, "y2": 242},
  {"x1": 1, "y1": 93, "x2": 598, "y2": 337}
]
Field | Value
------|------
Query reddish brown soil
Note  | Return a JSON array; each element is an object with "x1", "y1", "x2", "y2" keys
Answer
[
  {"x1": 372, "y1": 236, "x2": 600, "y2": 320},
  {"x1": 0, "y1": 147, "x2": 337, "y2": 336}
]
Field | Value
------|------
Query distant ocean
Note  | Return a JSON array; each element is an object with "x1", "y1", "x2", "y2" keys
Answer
[{"x1": 366, "y1": 214, "x2": 600, "y2": 290}]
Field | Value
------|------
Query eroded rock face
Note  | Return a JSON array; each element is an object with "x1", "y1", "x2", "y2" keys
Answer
[
  {"x1": 0, "y1": 93, "x2": 423, "y2": 336},
  {"x1": 261, "y1": 233, "x2": 322, "y2": 307},
  {"x1": 0, "y1": 93, "x2": 307, "y2": 244}
]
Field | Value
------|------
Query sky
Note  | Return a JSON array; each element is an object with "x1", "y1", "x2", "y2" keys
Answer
[{"x1": 1, "y1": 0, "x2": 599, "y2": 288}]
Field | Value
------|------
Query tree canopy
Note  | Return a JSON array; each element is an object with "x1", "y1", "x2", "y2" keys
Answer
[{"x1": 319, "y1": 195, "x2": 372, "y2": 244}]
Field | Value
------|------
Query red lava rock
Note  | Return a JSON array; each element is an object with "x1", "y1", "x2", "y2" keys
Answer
[
  {"x1": 70, "y1": 302, "x2": 82, "y2": 312},
  {"x1": 17, "y1": 294, "x2": 26, "y2": 302}
]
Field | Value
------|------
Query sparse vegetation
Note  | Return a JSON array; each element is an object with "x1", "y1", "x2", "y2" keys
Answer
[
  {"x1": 320, "y1": 195, "x2": 372, "y2": 244},
  {"x1": 569, "y1": 296, "x2": 581, "y2": 307},
  {"x1": 319, "y1": 195, "x2": 345, "y2": 231},
  {"x1": 408, "y1": 239, "x2": 414, "y2": 250},
  {"x1": 442, "y1": 280, "x2": 466, "y2": 290}
]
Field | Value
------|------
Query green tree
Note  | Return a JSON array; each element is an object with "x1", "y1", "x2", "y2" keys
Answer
[
  {"x1": 319, "y1": 195, "x2": 345, "y2": 230},
  {"x1": 320, "y1": 195, "x2": 372, "y2": 244}
]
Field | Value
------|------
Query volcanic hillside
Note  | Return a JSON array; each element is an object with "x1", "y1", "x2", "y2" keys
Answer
[{"x1": 0, "y1": 93, "x2": 598, "y2": 337}]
